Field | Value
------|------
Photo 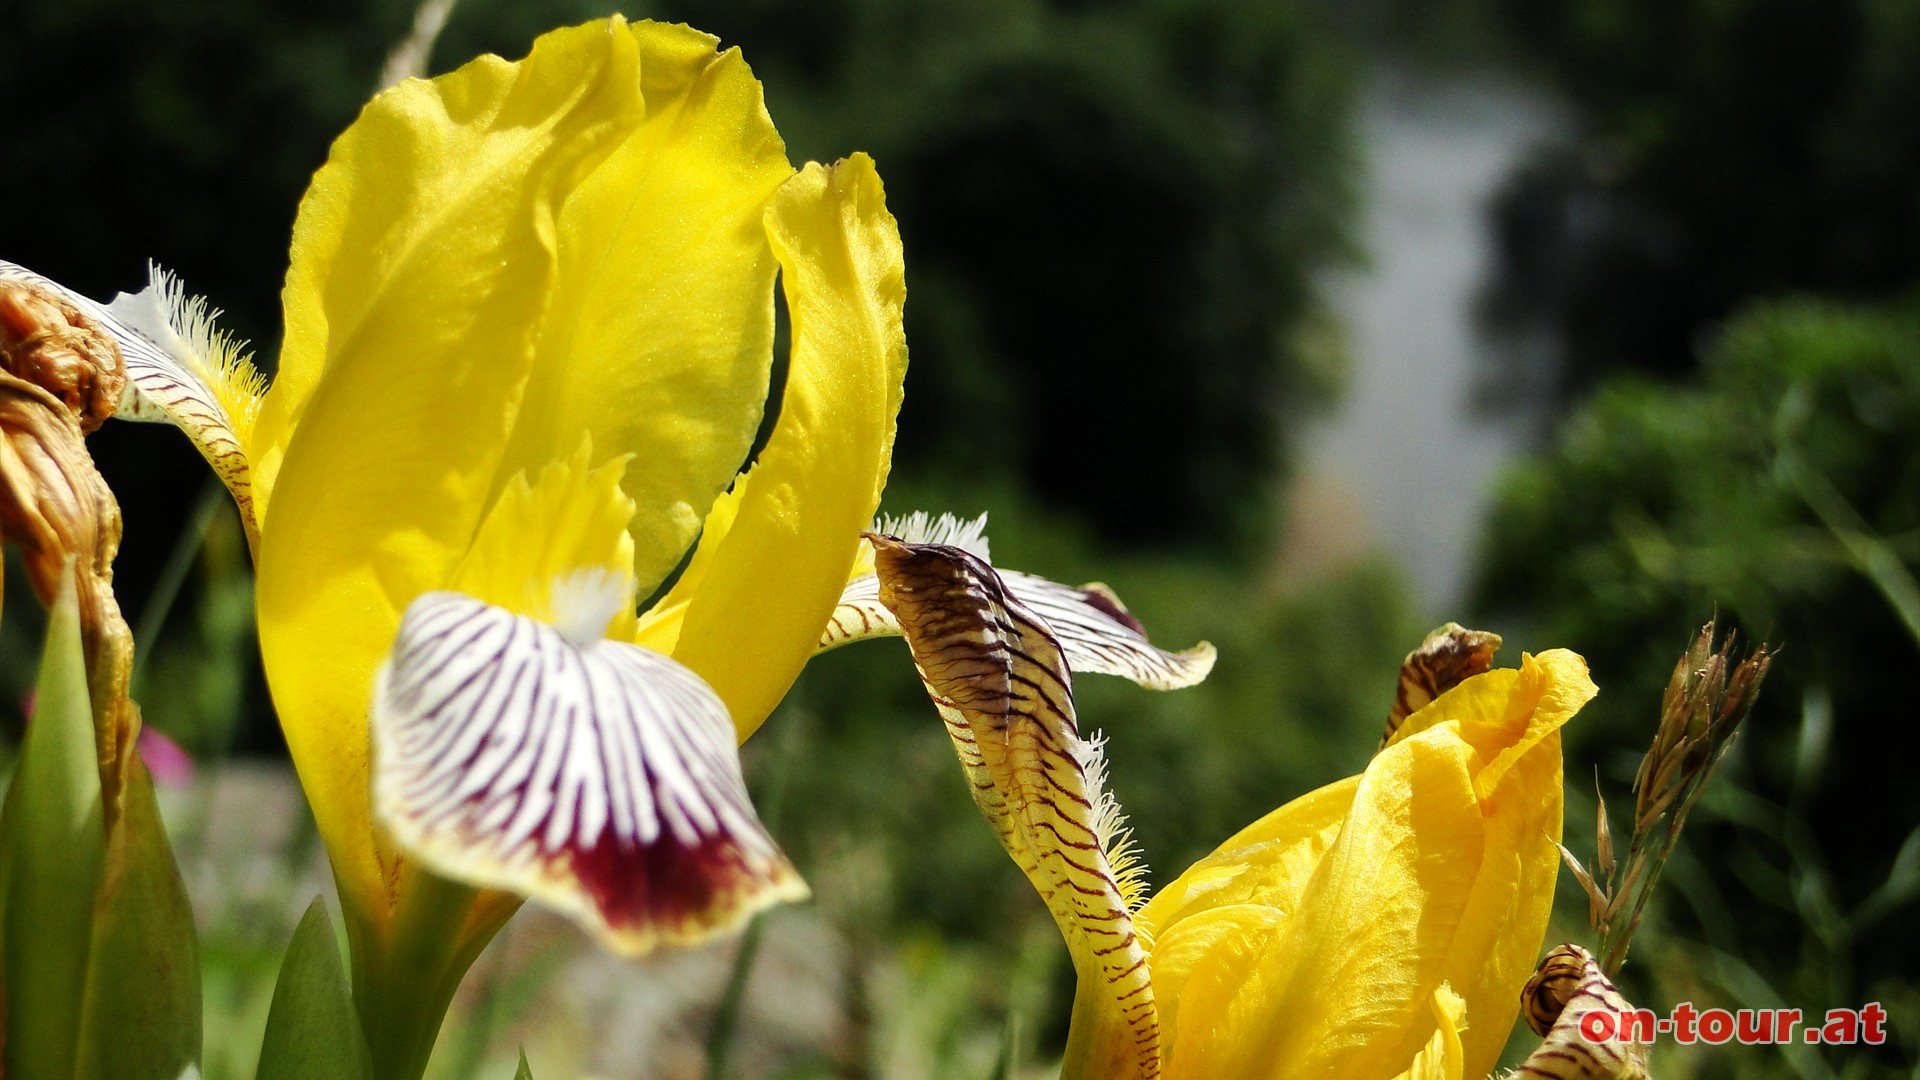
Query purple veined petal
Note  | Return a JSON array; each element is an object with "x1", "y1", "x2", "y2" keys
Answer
[
  {"x1": 995, "y1": 570, "x2": 1215, "y2": 690},
  {"x1": 371, "y1": 590, "x2": 805, "y2": 955}
]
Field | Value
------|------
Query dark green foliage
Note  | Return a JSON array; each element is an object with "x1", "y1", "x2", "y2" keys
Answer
[
  {"x1": 1474, "y1": 0, "x2": 1920, "y2": 392},
  {"x1": 0, "y1": 0, "x2": 415, "y2": 754},
  {"x1": 0, "y1": 579, "x2": 109, "y2": 1080},
  {"x1": 1472, "y1": 293, "x2": 1920, "y2": 1076},
  {"x1": 0, "y1": 578, "x2": 202, "y2": 1080}
]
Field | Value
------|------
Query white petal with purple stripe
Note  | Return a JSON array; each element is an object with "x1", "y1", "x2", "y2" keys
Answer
[{"x1": 372, "y1": 590, "x2": 804, "y2": 954}]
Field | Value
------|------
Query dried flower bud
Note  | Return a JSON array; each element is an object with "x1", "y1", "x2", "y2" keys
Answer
[
  {"x1": 0, "y1": 279, "x2": 126, "y2": 434},
  {"x1": 1522, "y1": 943, "x2": 1589, "y2": 1036},
  {"x1": 0, "y1": 276, "x2": 139, "y2": 809}
]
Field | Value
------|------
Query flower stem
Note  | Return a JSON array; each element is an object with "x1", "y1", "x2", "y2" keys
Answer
[{"x1": 350, "y1": 867, "x2": 511, "y2": 1080}]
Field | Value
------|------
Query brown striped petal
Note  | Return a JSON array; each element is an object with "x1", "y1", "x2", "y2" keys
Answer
[
  {"x1": 822, "y1": 517, "x2": 1214, "y2": 691},
  {"x1": 1380, "y1": 623, "x2": 1502, "y2": 750},
  {"x1": 816, "y1": 568, "x2": 895, "y2": 650},
  {"x1": 371, "y1": 590, "x2": 806, "y2": 955},
  {"x1": 1515, "y1": 944, "x2": 1652, "y2": 1079},
  {"x1": 867, "y1": 534, "x2": 1162, "y2": 1080}
]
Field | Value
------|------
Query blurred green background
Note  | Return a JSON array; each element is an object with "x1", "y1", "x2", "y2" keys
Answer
[{"x1": 2, "y1": 0, "x2": 1917, "y2": 1077}]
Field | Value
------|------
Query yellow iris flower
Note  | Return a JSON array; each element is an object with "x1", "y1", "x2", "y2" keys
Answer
[
  {"x1": 6, "y1": 15, "x2": 906, "y2": 1075},
  {"x1": 866, "y1": 537, "x2": 1593, "y2": 1080},
  {"x1": 1091, "y1": 649, "x2": 1592, "y2": 1079}
]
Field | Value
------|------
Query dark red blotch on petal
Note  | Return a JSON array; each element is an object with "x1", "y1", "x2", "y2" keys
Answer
[{"x1": 567, "y1": 823, "x2": 780, "y2": 943}]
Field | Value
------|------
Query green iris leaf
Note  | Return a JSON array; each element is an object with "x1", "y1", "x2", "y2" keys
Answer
[{"x1": 257, "y1": 898, "x2": 374, "y2": 1080}]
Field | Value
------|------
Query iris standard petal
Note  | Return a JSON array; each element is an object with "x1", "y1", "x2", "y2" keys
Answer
[
  {"x1": 644, "y1": 155, "x2": 908, "y2": 740},
  {"x1": 1139, "y1": 775, "x2": 1359, "y2": 930},
  {"x1": 255, "y1": 20, "x2": 647, "y2": 925},
  {"x1": 492, "y1": 21, "x2": 796, "y2": 597},
  {"x1": 255, "y1": 21, "x2": 648, "y2": 516},
  {"x1": 448, "y1": 441, "x2": 638, "y2": 639}
]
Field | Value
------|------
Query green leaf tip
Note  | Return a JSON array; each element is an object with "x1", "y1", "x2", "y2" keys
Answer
[
  {"x1": 1, "y1": 567, "x2": 106, "y2": 1080},
  {"x1": 257, "y1": 898, "x2": 373, "y2": 1080}
]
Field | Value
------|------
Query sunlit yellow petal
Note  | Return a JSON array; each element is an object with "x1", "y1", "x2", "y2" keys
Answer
[
  {"x1": 1392, "y1": 986, "x2": 1468, "y2": 1080},
  {"x1": 493, "y1": 22, "x2": 796, "y2": 597},
  {"x1": 255, "y1": 20, "x2": 647, "y2": 929},
  {"x1": 662, "y1": 154, "x2": 908, "y2": 740},
  {"x1": 1160, "y1": 731, "x2": 1485, "y2": 1079},
  {"x1": 630, "y1": 480, "x2": 745, "y2": 656},
  {"x1": 1451, "y1": 650, "x2": 1595, "y2": 799},
  {"x1": 450, "y1": 439, "x2": 638, "y2": 639},
  {"x1": 1132, "y1": 651, "x2": 1593, "y2": 1080},
  {"x1": 1131, "y1": 903, "x2": 1285, "y2": 1080},
  {"x1": 1141, "y1": 775, "x2": 1358, "y2": 932}
]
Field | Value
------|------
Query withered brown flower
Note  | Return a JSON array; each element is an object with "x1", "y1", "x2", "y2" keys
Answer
[{"x1": 0, "y1": 276, "x2": 141, "y2": 813}]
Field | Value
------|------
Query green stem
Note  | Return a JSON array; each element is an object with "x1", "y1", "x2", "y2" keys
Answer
[
  {"x1": 129, "y1": 481, "x2": 228, "y2": 694},
  {"x1": 1780, "y1": 448, "x2": 1920, "y2": 651},
  {"x1": 704, "y1": 708, "x2": 806, "y2": 1079},
  {"x1": 704, "y1": 915, "x2": 766, "y2": 1080},
  {"x1": 350, "y1": 869, "x2": 511, "y2": 1080}
]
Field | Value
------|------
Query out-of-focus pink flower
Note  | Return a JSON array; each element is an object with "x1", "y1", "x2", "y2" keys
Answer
[{"x1": 136, "y1": 725, "x2": 195, "y2": 787}]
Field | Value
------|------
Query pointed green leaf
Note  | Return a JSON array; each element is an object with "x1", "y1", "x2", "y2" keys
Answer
[
  {"x1": 74, "y1": 755, "x2": 203, "y2": 1079},
  {"x1": 1, "y1": 570, "x2": 106, "y2": 1080},
  {"x1": 513, "y1": 1049, "x2": 533, "y2": 1080},
  {"x1": 256, "y1": 899, "x2": 373, "y2": 1080}
]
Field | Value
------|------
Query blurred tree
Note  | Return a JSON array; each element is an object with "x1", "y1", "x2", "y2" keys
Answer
[
  {"x1": 1473, "y1": 0, "x2": 1920, "y2": 397},
  {"x1": 1472, "y1": 292, "x2": 1920, "y2": 1075}
]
